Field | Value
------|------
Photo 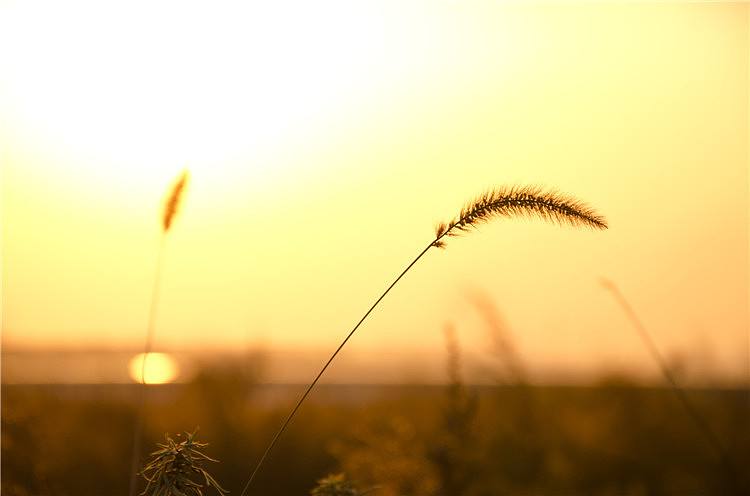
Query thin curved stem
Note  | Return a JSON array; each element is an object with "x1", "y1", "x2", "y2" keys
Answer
[
  {"x1": 239, "y1": 236, "x2": 444, "y2": 496},
  {"x1": 128, "y1": 234, "x2": 167, "y2": 496},
  {"x1": 238, "y1": 187, "x2": 608, "y2": 494}
]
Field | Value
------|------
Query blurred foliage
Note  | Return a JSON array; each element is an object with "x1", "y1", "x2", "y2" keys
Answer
[
  {"x1": 3, "y1": 362, "x2": 749, "y2": 495},
  {"x1": 309, "y1": 473, "x2": 363, "y2": 496},
  {"x1": 330, "y1": 414, "x2": 440, "y2": 496}
]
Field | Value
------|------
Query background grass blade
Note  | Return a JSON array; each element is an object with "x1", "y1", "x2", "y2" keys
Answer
[
  {"x1": 128, "y1": 170, "x2": 189, "y2": 496},
  {"x1": 600, "y1": 278, "x2": 742, "y2": 492}
]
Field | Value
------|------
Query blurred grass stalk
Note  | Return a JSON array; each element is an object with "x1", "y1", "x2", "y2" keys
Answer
[
  {"x1": 600, "y1": 278, "x2": 742, "y2": 491},
  {"x1": 128, "y1": 170, "x2": 189, "y2": 496}
]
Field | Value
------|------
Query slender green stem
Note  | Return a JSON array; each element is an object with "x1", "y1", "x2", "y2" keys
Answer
[
  {"x1": 239, "y1": 234, "x2": 447, "y2": 496},
  {"x1": 128, "y1": 234, "x2": 167, "y2": 496}
]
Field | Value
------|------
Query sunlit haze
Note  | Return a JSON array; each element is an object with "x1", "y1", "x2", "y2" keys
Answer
[{"x1": 1, "y1": 1, "x2": 747, "y2": 384}]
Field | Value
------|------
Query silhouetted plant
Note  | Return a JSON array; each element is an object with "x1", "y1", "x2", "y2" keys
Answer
[
  {"x1": 432, "y1": 185, "x2": 606, "y2": 248},
  {"x1": 240, "y1": 186, "x2": 607, "y2": 495},
  {"x1": 141, "y1": 430, "x2": 227, "y2": 496}
]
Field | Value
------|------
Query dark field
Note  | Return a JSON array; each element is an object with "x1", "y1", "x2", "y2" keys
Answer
[{"x1": 3, "y1": 371, "x2": 749, "y2": 496}]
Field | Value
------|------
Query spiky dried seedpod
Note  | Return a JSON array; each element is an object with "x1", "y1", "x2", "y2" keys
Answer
[
  {"x1": 141, "y1": 430, "x2": 227, "y2": 496},
  {"x1": 162, "y1": 170, "x2": 189, "y2": 233},
  {"x1": 432, "y1": 186, "x2": 607, "y2": 248}
]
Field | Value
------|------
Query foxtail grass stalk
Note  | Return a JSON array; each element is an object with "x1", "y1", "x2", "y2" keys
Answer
[
  {"x1": 600, "y1": 278, "x2": 741, "y2": 491},
  {"x1": 240, "y1": 186, "x2": 607, "y2": 495},
  {"x1": 128, "y1": 170, "x2": 188, "y2": 496}
]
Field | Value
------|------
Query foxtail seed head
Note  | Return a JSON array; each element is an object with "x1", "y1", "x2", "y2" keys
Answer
[{"x1": 433, "y1": 186, "x2": 607, "y2": 248}]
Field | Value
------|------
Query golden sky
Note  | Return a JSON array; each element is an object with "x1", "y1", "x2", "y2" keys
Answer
[{"x1": 1, "y1": 2, "x2": 748, "y2": 382}]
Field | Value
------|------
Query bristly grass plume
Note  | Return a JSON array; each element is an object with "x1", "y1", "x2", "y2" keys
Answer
[
  {"x1": 240, "y1": 185, "x2": 607, "y2": 495},
  {"x1": 129, "y1": 169, "x2": 190, "y2": 496},
  {"x1": 432, "y1": 186, "x2": 606, "y2": 248}
]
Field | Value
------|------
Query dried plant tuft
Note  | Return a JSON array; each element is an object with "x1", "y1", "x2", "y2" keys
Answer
[{"x1": 141, "y1": 430, "x2": 227, "y2": 496}]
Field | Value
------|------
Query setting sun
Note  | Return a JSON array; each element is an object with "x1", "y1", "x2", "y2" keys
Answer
[{"x1": 128, "y1": 352, "x2": 180, "y2": 385}]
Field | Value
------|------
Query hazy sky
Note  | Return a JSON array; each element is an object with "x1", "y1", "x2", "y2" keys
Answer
[{"x1": 1, "y1": 2, "x2": 748, "y2": 382}]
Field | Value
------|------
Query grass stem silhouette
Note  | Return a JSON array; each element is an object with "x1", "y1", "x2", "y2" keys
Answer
[
  {"x1": 240, "y1": 186, "x2": 607, "y2": 495},
  {"x1": 128, "y1": 170, "x2": 188, "y2": 496}
]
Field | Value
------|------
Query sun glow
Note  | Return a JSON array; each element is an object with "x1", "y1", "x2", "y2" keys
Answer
[
  {"x1": 128, "y1": 352, "x2": 180, "y2": 385},
  {"x1": 0, "y1": 1, "x2": 389, "y2": 171},
  {"x1": 3, "y1": 1, "x2": 745, "y2": 385},
  {"x1": 0, "y1": 0, "x2": 525, "y2": 204}
]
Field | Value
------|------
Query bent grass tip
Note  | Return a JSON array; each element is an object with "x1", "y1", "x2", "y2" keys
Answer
[{"x1": 433, "y1": 186, "x2": 607, "y2": 248}]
